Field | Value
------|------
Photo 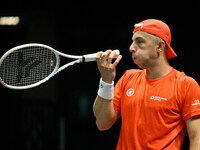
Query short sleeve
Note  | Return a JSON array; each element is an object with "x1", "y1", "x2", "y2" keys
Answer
[
  {"x1": 181, "y1": 77, "x2": 200, "y2": 121},
  {"x1": 113, "y1": 75, "x2": 124, "y2": 113}
]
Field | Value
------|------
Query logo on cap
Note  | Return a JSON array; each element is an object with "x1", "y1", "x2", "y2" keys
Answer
[{"x1": 134, "y1": 22, "x2": 143, "y2": 29}]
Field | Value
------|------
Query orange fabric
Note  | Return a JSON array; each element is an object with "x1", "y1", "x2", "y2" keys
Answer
[
  {"x1": 113, "y1": 68, "x2": 200, "y2": 150},
  {"x1": 133, "y1": 19, "x2": 177, "y2": 59}
]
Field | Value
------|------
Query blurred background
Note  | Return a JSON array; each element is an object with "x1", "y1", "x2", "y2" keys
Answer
[{"x1": 1, "y1": 1, "x2": 199, "y2": 150}]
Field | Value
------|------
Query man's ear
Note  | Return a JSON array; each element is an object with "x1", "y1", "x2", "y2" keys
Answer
[{"x1": 157, "y1": 40, "x2": 165, "y2": 53}]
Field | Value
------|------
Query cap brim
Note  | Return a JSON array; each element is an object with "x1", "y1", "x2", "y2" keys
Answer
[{"x1": 166, "y1": 43, "x2": 177, "y2": 59}]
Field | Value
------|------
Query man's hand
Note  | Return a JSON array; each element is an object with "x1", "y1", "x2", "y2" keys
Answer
[{"x1": 96, "y1": 50, "x2": 122, "y2": 83}]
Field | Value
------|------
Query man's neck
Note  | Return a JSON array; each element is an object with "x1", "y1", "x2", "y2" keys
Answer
[{"x1": 146, "y1": 61, "x2": 172, "y2": 80}]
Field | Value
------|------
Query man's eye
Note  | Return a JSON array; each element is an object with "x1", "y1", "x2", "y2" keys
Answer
[{"x1": 136, "y1": 40, "x2": 144, "y2": 44}]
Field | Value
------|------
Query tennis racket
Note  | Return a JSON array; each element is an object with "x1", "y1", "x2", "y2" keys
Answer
[{"x1": 0, "y1": 43, "x2": 120, "y2": 90}]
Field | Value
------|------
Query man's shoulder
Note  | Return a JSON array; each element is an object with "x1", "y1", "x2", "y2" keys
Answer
[
  {"x1": 122, "y1": 69, "x2": 145, "y2": 81},
  {"x1": 124, "y1": 69, "x2": 144, "y2": 76},
  {"x1": 180, "y1": 75, "x2": 199, "y2": 89},
  {"x1": 173, "y1": 68, "x2": 198, "y2": 85},
  {"x1": 173, "y1": 68, "x2": 199, "y2": 91}
]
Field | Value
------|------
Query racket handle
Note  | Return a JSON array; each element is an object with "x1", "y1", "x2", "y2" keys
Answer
[{"x1": 83, "y1": 49, "x2": 120, "y2": 62}]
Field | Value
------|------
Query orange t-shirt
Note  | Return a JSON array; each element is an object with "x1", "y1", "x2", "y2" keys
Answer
[{"x1": 113, "y1": 67, "x2": 200, "y2": 150}]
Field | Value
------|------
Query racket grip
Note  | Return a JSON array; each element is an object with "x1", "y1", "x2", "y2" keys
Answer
[{"x1": 83, "y1": 49, "x2": 120, "y2": 62}]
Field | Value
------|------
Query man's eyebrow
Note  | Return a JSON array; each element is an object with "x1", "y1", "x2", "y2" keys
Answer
[{"x1": 132, "y1": 36, "x2": 145, "y2": 41}]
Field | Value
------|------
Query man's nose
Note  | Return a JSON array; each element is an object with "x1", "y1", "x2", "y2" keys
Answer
[{"x1": 129, "y1": 42, "x2": 136, "y2": 53}]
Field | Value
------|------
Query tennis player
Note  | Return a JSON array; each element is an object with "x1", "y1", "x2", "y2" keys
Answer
[{"x1": 93, "y1": 19, "x2": 200, "y2": 150}]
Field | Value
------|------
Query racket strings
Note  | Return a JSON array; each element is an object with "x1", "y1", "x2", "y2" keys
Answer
[{"x1": 0, "y1": 46, "x2": 58, "y2": 86}]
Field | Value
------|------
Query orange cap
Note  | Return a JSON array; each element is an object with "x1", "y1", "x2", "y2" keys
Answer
[{"x1": 133, "y1": 19, "x2": 177, "y2": 59}]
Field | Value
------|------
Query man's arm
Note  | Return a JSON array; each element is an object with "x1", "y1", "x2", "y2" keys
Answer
[
  {"x1": 186, "y1": 115, "x2": 200, "y2": 150},
  {"x1": 93, "y1": 50, "x2": 122, "y2": 131},
  {"x1": 93, "y1": 95, "x2": 120, "y2": 130}
]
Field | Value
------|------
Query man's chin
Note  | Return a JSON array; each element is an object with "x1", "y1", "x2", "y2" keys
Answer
[{"x1": 134, "y1": 62, "x2": 148, "y2": 70}]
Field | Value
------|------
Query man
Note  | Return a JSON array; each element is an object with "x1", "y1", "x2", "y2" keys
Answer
[{"x1": 93, "y1": 19, "x2": 200, "y2": 150}]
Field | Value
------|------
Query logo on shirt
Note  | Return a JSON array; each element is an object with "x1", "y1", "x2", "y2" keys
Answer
[
  {"x1": 150, "y1": 96, "x2": 167, "y2": 101},
  {"x1": 127, "y1": 88, "x2": 134, "y2": 96},
  {"x1": 192, "y1": 100, "x2": 200, "y2": 106}
]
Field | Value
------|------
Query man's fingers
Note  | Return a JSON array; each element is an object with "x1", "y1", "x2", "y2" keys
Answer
[
  {"x1": 96, "y1": 51, "x2": 103, "y2": 65},
  {"x1": 96, "y1": 49, "x2": 121, "y2": 67},
  {"x1": 101, "y1": 50, "x2": 112, "y2": 62},
  {"x1": 113, "y1": 55, "x2": 122, "y2": 68},
  {"x1": 96, "y1": 50, "x2": 122, "y2": 83},
  {"x1": 96, "y1": 51, "x2": 103, "y2": 60},
  {"x1": 107, "y1": 50, "x2": 116, "y2": 64}
]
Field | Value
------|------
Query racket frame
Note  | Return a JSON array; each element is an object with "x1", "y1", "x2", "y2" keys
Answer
[
  {"x1": 0, "y1": 43, "x2": 61, "y2": 90},
  {"x1": 0, "y1": 43, "x2": 120, "y2": 90}
]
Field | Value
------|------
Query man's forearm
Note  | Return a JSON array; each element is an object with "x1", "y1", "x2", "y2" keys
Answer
[
  {"x1": 190, "y1": 138, "x2": 200, "y2": 150},
  {"x1": 93, "y1": 95, "x2": 119, "y2": 131}
]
